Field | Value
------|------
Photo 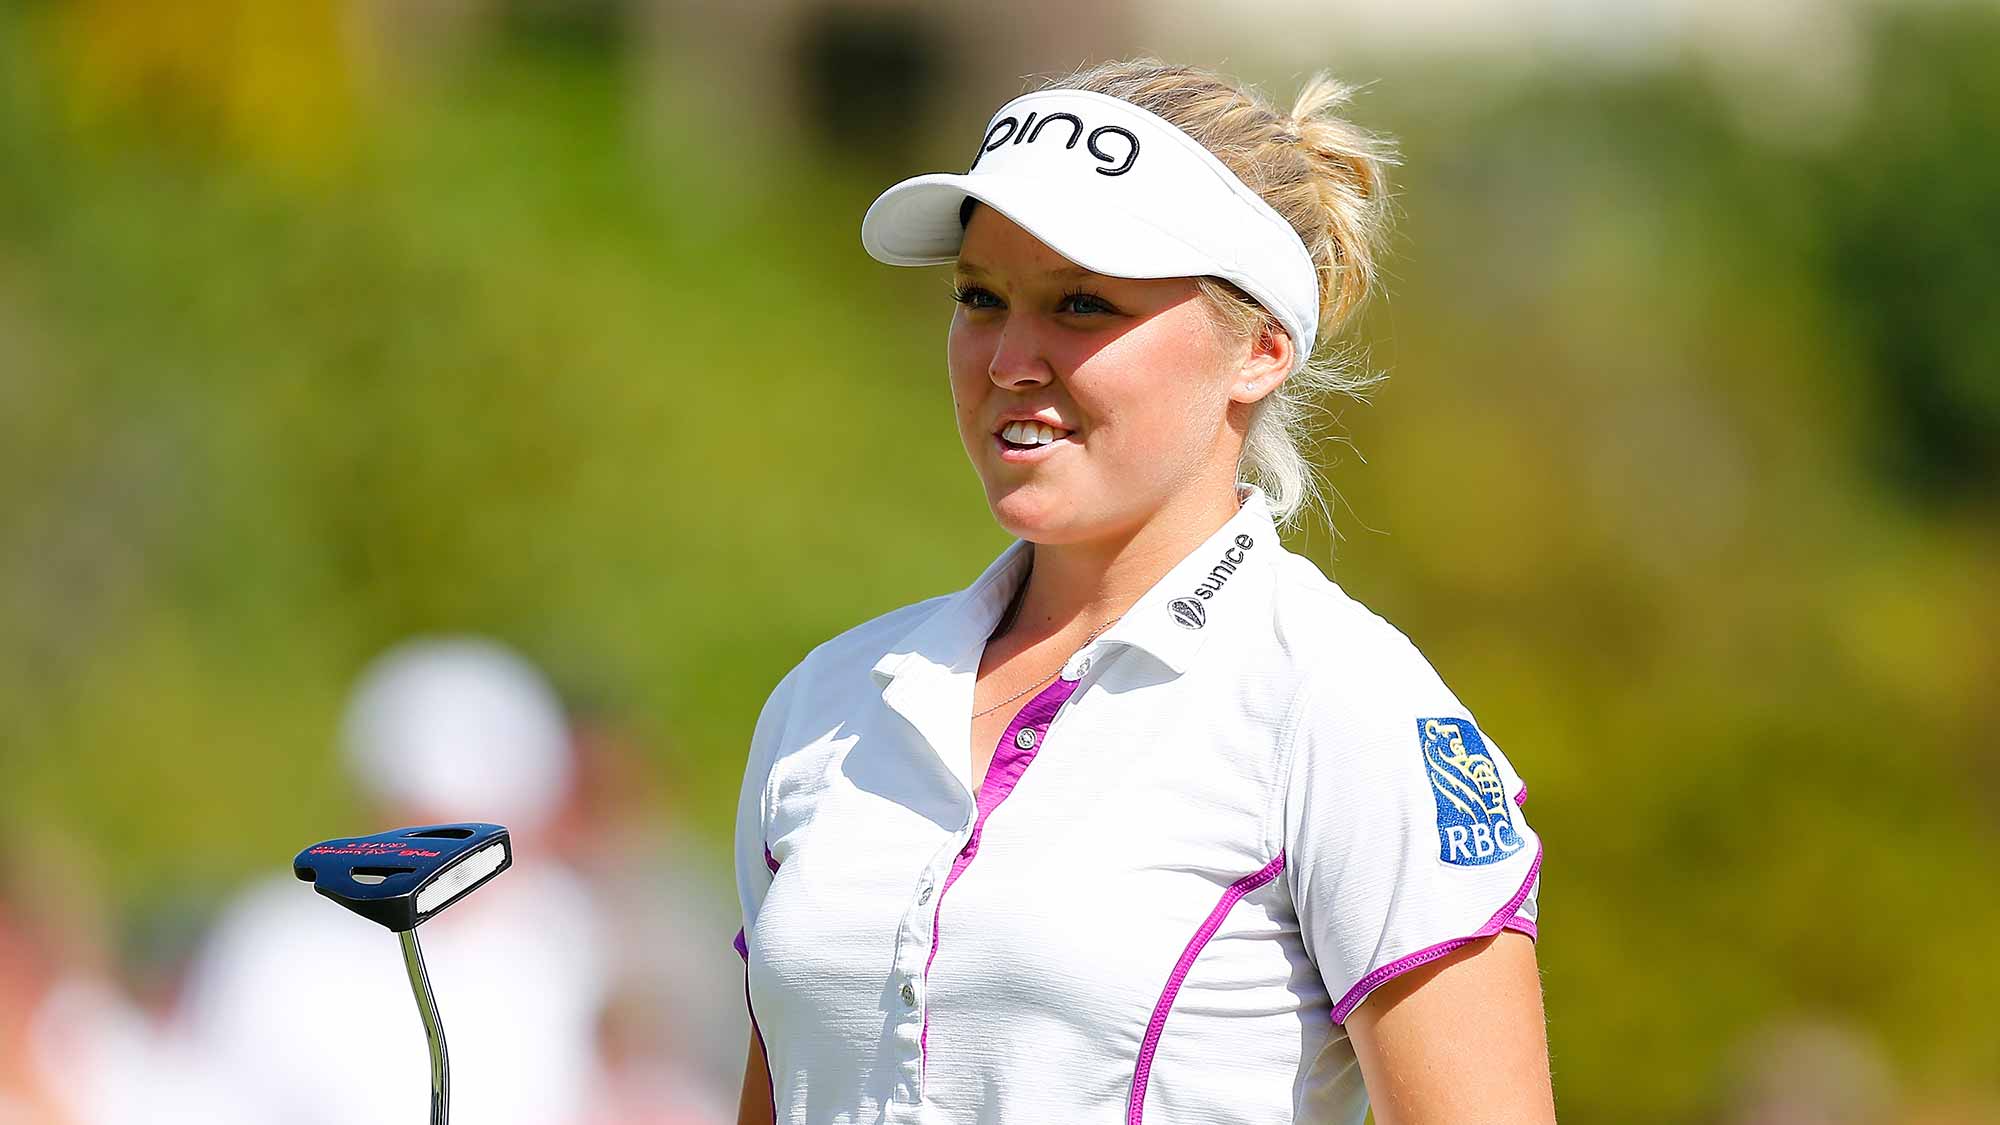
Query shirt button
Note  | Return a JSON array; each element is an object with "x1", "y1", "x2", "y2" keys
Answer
[
  {"x1": 900, "y1": 982, "x2": 917, "y2": 1006},
  {"x1": 918, "y1": 886, "x2": 932, "y2": 905},
  {"x1": 1014, "y1": 727, "x2": 1038, "y2": 750}
]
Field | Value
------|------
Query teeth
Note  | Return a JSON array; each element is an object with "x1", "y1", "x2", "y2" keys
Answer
[{"x1": 1001, "y1": 421, "x2": 1068, "y2": 446}]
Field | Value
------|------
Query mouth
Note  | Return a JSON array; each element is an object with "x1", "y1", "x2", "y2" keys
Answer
[{"x1": 993, "y1": 419, "x2": 1078, "y2": 461}]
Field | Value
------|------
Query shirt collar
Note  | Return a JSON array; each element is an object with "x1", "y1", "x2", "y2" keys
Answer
[
  {"x1": 866, "y1": 523, "x2": 1031, "y2": 685},
  {"x1": 870, "y1": 483, "x2": 1280, "y2": 686},
  {"x1": 1088, "y1": 483, "x2": 1279, "y2": 676}
]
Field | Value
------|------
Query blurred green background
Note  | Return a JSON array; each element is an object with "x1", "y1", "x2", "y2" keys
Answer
[{"x1": 2, "y1": 0, "x2": 1996, "y2": 1120}]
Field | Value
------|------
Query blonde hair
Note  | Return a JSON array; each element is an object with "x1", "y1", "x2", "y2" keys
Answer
[{"x1": 1040, "y1": 60, "x2": 1397, "y2": 532}]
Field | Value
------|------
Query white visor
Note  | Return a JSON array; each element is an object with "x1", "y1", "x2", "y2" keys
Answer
[{"x1": 861, "y1": 88, "x2": 1320, "y2": 370}]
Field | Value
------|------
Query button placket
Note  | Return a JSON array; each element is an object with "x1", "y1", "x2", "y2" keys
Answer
[{"x1": 920, "y1": 672, "x2": 1085, "y2": 1085}]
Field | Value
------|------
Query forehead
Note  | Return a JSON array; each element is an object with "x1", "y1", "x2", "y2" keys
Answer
[{"x1": 954, "y1": 205, "x2": 1097, "y2": 280}]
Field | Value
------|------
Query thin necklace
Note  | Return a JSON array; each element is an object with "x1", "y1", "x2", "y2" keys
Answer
[{"x1": 974, "y1": 580, "x2": 1118, "y2": 719}]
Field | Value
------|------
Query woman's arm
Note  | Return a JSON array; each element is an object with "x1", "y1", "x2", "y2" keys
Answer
[
  {"x1": 1345, "y1": 931, "x2": 1555, "y2": 1125},
  {"x1": 735, "y1": 1026, "x2": 775, "y2": 1125}
]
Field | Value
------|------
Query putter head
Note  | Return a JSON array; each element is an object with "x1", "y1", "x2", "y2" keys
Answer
[{"x1": 293, "y1": 823, "x2": 511, "y2": 932}]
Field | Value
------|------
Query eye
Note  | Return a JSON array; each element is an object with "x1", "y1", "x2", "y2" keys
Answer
[
  {"x1": 1058, "y1": 289, "x2": 1118, "y2": 316},
  {"x1": 951, "y1": 282, "x2": 1002, "y2": 310}
]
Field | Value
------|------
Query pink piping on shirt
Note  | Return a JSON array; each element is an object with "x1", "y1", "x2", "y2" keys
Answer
[
  {"x1": 1329, "y1": 843, "x2": 1544, "y2": 1025},
  {"x1": 731, "y1": 847, "x2": 784, "y2": 961},
  {"x1": 734, "y1": 844, "x2": 785, "y2": 1106},
  {"x1": 919, "y1": 674, "x2": 1082, "y2": 1071},
  {"x1": 737, "y1": 846, "x2": 782, "y2": 1110},
  {"x1": 1127, "y1": 852, "x2": 1288, "y2": 1125}
]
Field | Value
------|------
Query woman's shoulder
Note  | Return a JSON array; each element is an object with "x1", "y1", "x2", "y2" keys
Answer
[
  {"x1": 1263, "y1": 548, "x2": 1477, "y2": 734},
  {"x1": 1263, "y1": 550, "x2": 1531, "y2": 836}
]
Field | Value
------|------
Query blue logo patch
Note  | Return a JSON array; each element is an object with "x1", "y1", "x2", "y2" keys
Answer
[{"x1": 1419, "y1": 717, "x2": 1524, "y2": 866}]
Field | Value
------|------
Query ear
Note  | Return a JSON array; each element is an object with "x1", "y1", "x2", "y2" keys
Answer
[{"x1": 1228, "y1": 318, "x2": 1295, "y2": 405}]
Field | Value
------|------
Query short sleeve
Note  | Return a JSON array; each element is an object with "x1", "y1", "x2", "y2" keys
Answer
[
  {"x1": 1283, "y1": 646, "x2": 1542, "y2": 1024},
  {"x1": 733, "y1": 661, "x2": 802, "y2": 963}
]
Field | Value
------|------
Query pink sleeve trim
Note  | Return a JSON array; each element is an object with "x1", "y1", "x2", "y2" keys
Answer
[{"x1": 1329, "y1": 843, "x2": 1543, "y2": 1025}]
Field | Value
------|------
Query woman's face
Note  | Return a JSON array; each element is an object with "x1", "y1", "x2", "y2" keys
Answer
[{"x1": 947, "y1": 206, "x2": 1289, "y2": 546}]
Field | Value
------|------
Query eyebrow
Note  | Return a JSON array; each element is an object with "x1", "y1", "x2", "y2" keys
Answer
[{"x1": 954, "y1": 260, "x2": 1101, "y2": 282}]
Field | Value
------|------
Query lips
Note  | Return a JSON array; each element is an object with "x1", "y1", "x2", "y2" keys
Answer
[
  {"x1": 992, "y1": 430, "x2": 1077, "y2": 465},
  {"x1": 997, "y1": 419, "x2": 1074, "y2": 448}
]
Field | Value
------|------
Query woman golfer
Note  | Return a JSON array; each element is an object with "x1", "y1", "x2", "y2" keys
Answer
[{"x1": 732, "y1": 59, "x2": 1555, "y2": 1125}]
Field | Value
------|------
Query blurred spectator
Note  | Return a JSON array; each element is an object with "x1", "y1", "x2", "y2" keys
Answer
[
  {"x1": 30, "y1": 976, "x2": 254, "y2": 1125},
  {"x1": 175, "y1": 637, "x2": 608, "y2": 1125},
  {"x1": 0, "y1": 890, "x2": 69, "y2": 1124},
  {"x1": 558, "y1": 715, "x2": 743, "y2": 1124},
  {"x1": 3, "y1": 827, "x2": 250, "y2": 1124}
]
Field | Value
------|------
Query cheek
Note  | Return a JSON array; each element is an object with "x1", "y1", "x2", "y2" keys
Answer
[
  {"x1": 946, "y1": 320, "x2": 990, "y2": 406},
  {"x1": 1101, "y1": 386, "x2": 1199, "y2": 457},
  {"x1": 1079, "y1": 323, "x2": 1231, "y2": 452},
  {"x1": 946, "y1": 312, "x2": 988, "y2": 377}
]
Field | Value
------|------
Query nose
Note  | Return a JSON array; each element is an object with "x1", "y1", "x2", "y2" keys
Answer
[{"x1": 988, "y1": 317, "x2": 1054, "y2": 391}]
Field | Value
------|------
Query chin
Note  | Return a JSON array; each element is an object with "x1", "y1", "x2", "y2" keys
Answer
[
  {"x1": 983, "y1": 480, "x2": 1101, "y2": 545},
  {"x1": 984, "y1": 482, "x2": 1062, "y2": 541}
]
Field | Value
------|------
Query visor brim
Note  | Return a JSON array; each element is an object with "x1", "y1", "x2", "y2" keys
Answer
[{"x1": 861, "y1": 172, "x2": 1218, "y2": 282}]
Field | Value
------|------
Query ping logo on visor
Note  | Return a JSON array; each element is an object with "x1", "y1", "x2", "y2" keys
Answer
[
  {"x1": 860, "y1": 89, "x2": 1322, "y2": 374},
  {"x1": 969, "y1": 111, "x2": 1140, "y2": 177},
  {"x1": 1418, "y1": 717, "x2": 1524, "y2": 867}
]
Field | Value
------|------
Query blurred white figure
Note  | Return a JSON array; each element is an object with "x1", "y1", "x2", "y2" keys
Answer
[
  {"x1": 342, "y1": 637, "x2": 573, "y2": 828},
  {"x1": 7, "y1": 822, "x2": 255, "y2": 1125},
  {"x1": 178, "y1": 637, "x2": 608, "y2": 1125},
  {"x1": 31, "y1": 976, "x2": 258, "y2": 1125}
]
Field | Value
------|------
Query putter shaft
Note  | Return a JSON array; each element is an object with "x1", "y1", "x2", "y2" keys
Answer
[{"x1": 399, "y1": 928, "x2": 450, "y2": 1125}]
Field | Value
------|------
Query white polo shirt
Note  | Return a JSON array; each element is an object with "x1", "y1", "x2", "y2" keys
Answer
[{"x1": 732, "y1": 484, "x2": 1541, "y2": 1125}]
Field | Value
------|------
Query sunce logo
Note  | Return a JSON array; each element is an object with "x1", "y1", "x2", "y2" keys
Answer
[
  {"x1": 1193, "y1": 534, "x2": 1256, "y2": 600},
  {"x1": 1167, "y1": 533, "x2": 1256, "y2": 629},
  {"x1": 969, "y1": 110, "x2": 1141, "y2": 177},
  {"x1": 1168, "y1": 598, "x2": 1206, "y2": 630}
]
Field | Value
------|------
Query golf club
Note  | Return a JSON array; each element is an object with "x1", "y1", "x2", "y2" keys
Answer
[{"x1": 293, "y1": 822, "x2": 512, "y2": 1125}]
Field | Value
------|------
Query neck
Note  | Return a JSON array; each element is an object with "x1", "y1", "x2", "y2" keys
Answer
[{"x1": 1007, "y1": 482, "x2": 1243, "y2": 641}]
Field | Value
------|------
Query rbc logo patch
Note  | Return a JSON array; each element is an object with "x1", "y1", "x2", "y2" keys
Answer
[{"x1": 1419, "y1": 717, "x2": 1524, "y2": 867}]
